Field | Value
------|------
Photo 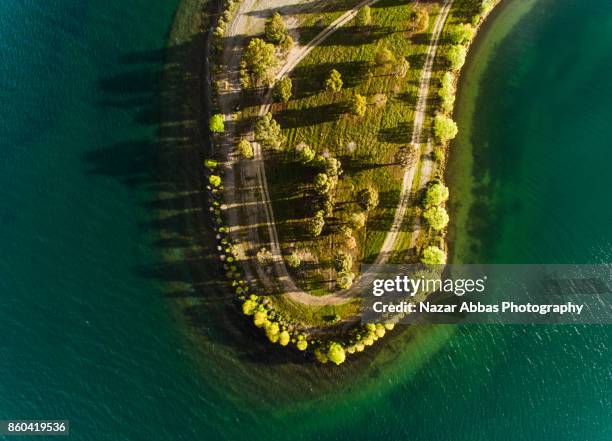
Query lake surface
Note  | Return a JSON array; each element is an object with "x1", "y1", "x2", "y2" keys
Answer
[{"x1": 0, "y1": 0, "x2": 609, "y2": 440}]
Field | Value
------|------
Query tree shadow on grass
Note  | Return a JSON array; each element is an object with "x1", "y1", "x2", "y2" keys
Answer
[
  {"x1": 394, "y1": 91, "x2": 417, "y2": 106},
  {"x1": 407, "y1": 52, "x2": 428, "y2": 70},
  {"x1": 290, "y1": 60, "x2": 371, "y2": 99},
  {"x1": 340, "y1": 155, "x2": 390, "y2": 176},
  {"x1": 296, "y1": 24, "x2": 394, "y2": 47},
  {"x1": 275, "y1": 102, "x2": 348, "y2": 128},
  {"x1": 245, "y1": 0, "x2": 355, "y2": 19},
  {"x1": 378, "y1": 122, "x2": 412, "y2": 144}
]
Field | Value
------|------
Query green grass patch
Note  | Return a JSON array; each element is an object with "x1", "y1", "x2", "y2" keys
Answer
[{"x1": 260, "y1": 1, "x2": 444, "y2": 294}]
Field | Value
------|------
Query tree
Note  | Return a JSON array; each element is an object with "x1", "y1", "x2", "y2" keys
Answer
[
  {"x1": 434, "y1": 114, "x2": 458, "y2": 143},
  {"x1": 421, "y1": 245, "x2": 447, "y2": 265},
  {"x1": 321, "y1": 196, "x2": 335, "y2": 217},
  {"x1": 265, "y1": 321, "x2": 280, "y2": 343},
  {"x1": 256, "y1": 247, "x2": 272, "y2": 265},
  {"x1": 355, "y1": 5, "x2": 371, "y2": 26},
  {"x1": 255, "y1": 112, "x2": 284, "y2": 149},
  {"x1": 279, "y1": 35, "x2": 294, "y2": 53},
  {"x1": 441, "y1": 71, "x2": 454, "y2": 90},
  {"x1": 358, "y1": 187, "x2": 379, "y2": 211},
  {"x1": 423, "y1": 182, "x2": 449, "y2": 208},
  {"x1": 296, "y1": 339, "x2": 308, "y2": 351},
  {"x1": 274, "y1": 76, "x2": 292, "y2": 103},
  {"x1": 447, "y1": 44, "x2": 467, "y2": 71},
  {"x1": 204, "y1": 159, "x2": 218, "y2": 169},
  {"x1": 253, "y1": 310, "x2": 267, "y2": 327},
  {"x1": 423, "y1": 206, "x2": 449, "y2": 231},
  {"x1": 209, "y1": 175, "x2": 222, "y2": 188},
  {"x1": 242, "y1": 299, "x2": 258, "y2": 315},
  {"x1": 286, "y1": 251, "x2": 301, "y2": 268},
  {"x1": 407, "y1": 5, "x2": 429, "y2": 35},
  {"x1": 351, "y1": 93, "x2": 367, "y2": 117},
  {"x1": 209, "y1": 114, "x2": 225, "y2": 133},
  {"x1": 241, "y1": 38, "x2": 279, "y2": 86},
  {"x1": 375, "y1": 323, "x2": 386, "y2": 338},
  {"x1": 325, "y1": 69, "x2": 343, "y2": 92},
  {"x1": 296, "y1": 144, "x2": 315, "y2": 163},
  {"x1": 333, "y1": 251, "x2": 353, "y2": 273},
  {"x1": 324, "y1": 157, "x2": 342, "y2": 177},
  {"x1": 278, "y1": 330, "x2": 290, "y2": 346},
  {"x1": 336, "y1": 271, "x2": 355, "y2": 289},
  {"x1": 265, "y1": 12, "x2": 290, "y2": 44},
  {"x1": 349, "y1": 212, "x2": 366, "y2": 230},
  {"x1": 339, "y1": 225, "x2": 353, "y2": 238},
  {"x1": 237, "y1": 139, "x2": 254, "y2": 159},
  {"x1": 306, "y1": 210, "x2": 325, "y2": 237},
  {"x1": 447, "y1": 23, "x2": 474, "y2": 44},
  {"x1": 314, "y1": 173, "x2": 332, "y2": 195},
  {"x1": 395, "y1": 145, "x2": 417, "y2": 167},
  {"x1": 374, "y1": 46, "x2": 395, "y2": 69},
  {"x1": 312, "y1": 154, "x2": 327, "y2": 169},
  {"x1": 396, "y1": 57, "x2": 410, "y2": 78},
  {"x1": 327, "y1": 342, "x2": 346, "y2": 365}
]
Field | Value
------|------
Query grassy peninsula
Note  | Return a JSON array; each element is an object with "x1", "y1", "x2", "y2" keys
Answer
[{"x1": 195, "y1": 0, "x2": 500, "y2": 364}]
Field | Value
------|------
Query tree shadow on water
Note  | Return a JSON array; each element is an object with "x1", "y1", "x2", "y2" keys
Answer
[{"x1": 83, "y1": 3, "x2": 305, "y2": 364}]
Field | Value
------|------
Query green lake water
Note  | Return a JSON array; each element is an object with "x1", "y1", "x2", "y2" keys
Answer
[{"x1": 0, "y1": 0, "x2": 610, "y2": 440}]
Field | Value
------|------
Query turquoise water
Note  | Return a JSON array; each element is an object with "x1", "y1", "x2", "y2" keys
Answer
[{"x1": 0, "y1": 0, "x2": 610, "y2": 440}]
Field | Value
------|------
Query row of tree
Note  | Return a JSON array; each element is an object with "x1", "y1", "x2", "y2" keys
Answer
[{"x1": 420, "y1": 181, "x2": 449, "y2": 264}]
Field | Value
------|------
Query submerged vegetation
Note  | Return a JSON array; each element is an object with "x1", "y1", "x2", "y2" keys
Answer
[{"x1": 201, "y1": 0, "x2": 500, "y2": 364}]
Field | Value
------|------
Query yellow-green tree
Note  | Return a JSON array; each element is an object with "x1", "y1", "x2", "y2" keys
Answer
[
  {"x1": 374, "y1": 46, "x2": 395, "y2": 70},
  {"x1": 306, "y1": 210, "x2": 325, "y2": 237},
  {"x1": 355, "y1": 6, "x2": 371, "y2": 26},
  {"x1": 209, "y1": 175, "x2": 222, "y2": 188},
  {"x1": 358, "y1": 186, "x2": 379, "y2": 211},
  {"x1": 333, "y1": 251, "x2": 353, "y2": 273},
  {"x1": 434, "y1": 114, "x2": 458, "y2": 143},
  {"x1": 325, "y1": 69, "x2": 343, "y2": 92},
  {"x1": 237, "y1": 139, "x2": 254, "y2": 159},
  {"x1": 286, "y1": 251, "x2": 301, "y2": 268},
  {"x1": 242, "y1": 299, "x2": 257, "y2": 315},
  {"x1": 447, "y1": 45, "x2": 467, "y2": 71},
  {"x1": 255, "y1": 112, "x2": 284, "y2": 149},
  {"x1": 265, "y1": 12, "x2": 289, "y2": 44},
  {"x1": 241, "y1": 38, "x2": 279, "y2": 86},
  {"x1": 423, "y1": 182, "x2": 449, "y2": 208},
  {"x1": 423, "y1": 206, "x2": 449, "y2": 231},
  {"x1": 278, "y1": 330, "x2": 290, "y2": 346},
  {"x1": 209, "y1": 114, "x2": 225, "y2": 133},
  {"x1": 327, "y1": 342, "x2": 346, "y2": 365},
  {"x1": 421, "y1": 245, "x2": 447, "y2": 265},
  {"x1": 351, "y1": 93, "x2": 367, "y2": 117},
  {"x1": 253, "y1": 310, "x2": 267, "y2": 327},
  {"x1": 336, "y1": 271, "x2": 355, "y2": 289},
  {"x1": 447, "y1": 23, "x2": 474, "y2": 44},
  {"x1": 274, "y1": 77, "x2": 293, "y2": 103}
]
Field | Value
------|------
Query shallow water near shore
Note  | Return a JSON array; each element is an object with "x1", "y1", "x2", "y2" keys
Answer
[{"x1": 0, "y1": 0, "x2": 610, "y2": 440}]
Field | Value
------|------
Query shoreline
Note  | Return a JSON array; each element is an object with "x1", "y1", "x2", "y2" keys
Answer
[{"x1": 446, "y1": 0, "x2": 537, "y2": 264}]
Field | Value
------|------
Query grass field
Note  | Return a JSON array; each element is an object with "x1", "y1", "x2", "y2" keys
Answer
[{"x1": 261, "y1": 1, "x2": 444, "y2": 294}]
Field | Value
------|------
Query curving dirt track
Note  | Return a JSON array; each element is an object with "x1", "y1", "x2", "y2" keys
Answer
[{"x1": 219, "y1": 0, "x2": 453, "y2": 306}]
